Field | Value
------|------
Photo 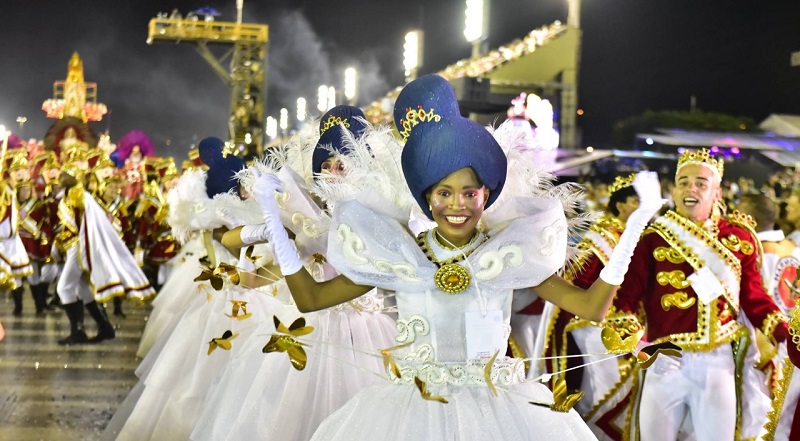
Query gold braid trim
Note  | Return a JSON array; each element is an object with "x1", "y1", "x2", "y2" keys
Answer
[
  {"x1": 728, "y1": 210, "x2": 764, "y2": 268},
  {"x1": 507, "y1": 335, "x2": 529, "y2": 374},
  {"x1": 789, "y1": 300, "x2": 800, "y2": 354},
  {"x1": 760, "y1": 358, "x2": 795, "y2": 441},
  {"x1": 762, "y1": 311, "x2": 789, "y2": 342}
]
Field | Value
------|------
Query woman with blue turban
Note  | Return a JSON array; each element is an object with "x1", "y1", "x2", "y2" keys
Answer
[{"x1": 249, "y1": 74, "x2": 665, "y2": 440}]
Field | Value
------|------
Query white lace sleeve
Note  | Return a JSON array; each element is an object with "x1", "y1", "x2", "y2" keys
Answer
[{"x1": 328, "y1": 198, "x2": 436, "y2": 292}]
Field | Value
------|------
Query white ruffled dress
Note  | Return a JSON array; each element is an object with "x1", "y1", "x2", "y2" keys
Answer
[
  {"x1": 310, "y1": 197, "x2": 597, "y2": 441},
  {"x1": 190, "y1": 168, "x2": 398, "y2": 441}
]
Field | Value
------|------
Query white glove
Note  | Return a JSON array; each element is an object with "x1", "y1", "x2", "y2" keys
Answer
[
  {"x1": 252, "y1": 173, "x2": 304, "y2": 276},
  {"x1": 239, "y1": 224, "x2": 270, "y2": 245},
  {"x1": 599, "y1": 171, "x2": 666, "y2": 285}
]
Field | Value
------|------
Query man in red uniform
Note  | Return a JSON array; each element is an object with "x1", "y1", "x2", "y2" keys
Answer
[
  {"x1": 615, "y1": 149, "x2": 789, "y2": 441},
  {"x1": 538, "y1": 173, "x2": 641, "y2": 439},
  {"x1": 134, "y1": 157, "x2": 179, "y2": 292},
  {"x1": 16, "y1": 156, "x2": 57, "y2": 315}
]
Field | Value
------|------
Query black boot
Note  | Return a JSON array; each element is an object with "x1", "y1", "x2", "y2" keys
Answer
[
  {"x1": 12, "y1": 287, "x2": 24, "y2": 316},
  {"x1": 85, "y1": 301, "x2": 115, "y2": 343},
  {"x1": 58, "y1": 301, "x2": 89, "y2": 345},
  {"x1": 113, "y1": 296, "x2": 126, "y2": 318},
  {"x1": 32, "y1": 284, "x2": 55, "y2": 315},
  {"x1": 48, "y1": 287, "x2": 62, "y2": 308}
]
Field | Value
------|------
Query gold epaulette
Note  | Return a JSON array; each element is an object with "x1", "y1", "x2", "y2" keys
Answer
[{"x1": 727, "y1": 210, "x2": 764, "y2": 264}]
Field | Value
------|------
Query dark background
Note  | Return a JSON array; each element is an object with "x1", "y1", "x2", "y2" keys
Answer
[{"x1": 2, "y1": 0, "x2": 799, "y2": 157}]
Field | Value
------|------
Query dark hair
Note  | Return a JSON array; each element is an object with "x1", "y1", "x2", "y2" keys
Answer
[
  {"x1": 607, "y1": 186, "x2": 638, "y2": 217},
  {"x1": 738, "y1": 193, "x2": 775, "y2": 232}
]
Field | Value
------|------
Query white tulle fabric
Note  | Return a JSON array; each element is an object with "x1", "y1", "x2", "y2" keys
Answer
[
  {"x1": 136, "y1": 236, "x2": 235, "y2": 358},
  {"x1": 111, "y1": 281, "x2": 289, "y2": 441},
  {"x1": 311, "y1": 197, "x2": 597, "y2": 441},
  {"x1": 190, "y1": 285, "x2": 396, "y2": 441}
]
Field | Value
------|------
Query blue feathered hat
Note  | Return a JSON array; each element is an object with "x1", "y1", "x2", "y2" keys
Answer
[
  {"x1": 312, "y1": 105, "x2": 368, "y2": 175},
  {"x1": 198, "y1": 136, "x2": 225, "y2": 168},
  {"x1": 205, "y1": 155, "x2": 246, "y2": 198},
  {"x1": 395, "y1": 74, "x2": 507, "y2": 220}
]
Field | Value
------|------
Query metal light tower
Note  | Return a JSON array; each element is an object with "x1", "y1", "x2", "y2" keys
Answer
[{"x1": 146, "y1": 4, "x2": 269, "y2": 157}]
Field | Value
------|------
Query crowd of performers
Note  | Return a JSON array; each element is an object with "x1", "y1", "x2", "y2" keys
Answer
[{"x1": 3, "y1": 74, "x2": 800, "y2": 441}]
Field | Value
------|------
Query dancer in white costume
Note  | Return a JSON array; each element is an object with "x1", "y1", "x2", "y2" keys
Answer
[
  {"x1": 191, "y1": 106, "x2": 399, "y2": 441},
  {"x1": 249, "y1": 75, "x2": 665, "y2": 441},
  {"x1": 136, "y1": 137, "x2": 229, "y2": 357},
  {"x1": 107, "y1": 154, "x2": 281, "y2": 441}
]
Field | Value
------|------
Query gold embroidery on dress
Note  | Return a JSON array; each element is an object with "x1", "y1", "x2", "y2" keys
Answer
[
  {"x1": 653, "y1": 247, "x2": 685, "y2": 264},
  {"x1": 721, "y1": 234, "x2": 742, "y2": 252},
  {"x1": 661, "y1": 292, "x2": 696, "y2": 311},
  {"x1": 656, "y1": 270, "x2": 691, "y2": 289}
]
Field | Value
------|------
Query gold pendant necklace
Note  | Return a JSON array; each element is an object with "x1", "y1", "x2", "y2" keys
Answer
[{"x1": 417, "y1": 229, "x2": 488, "y2": 294}]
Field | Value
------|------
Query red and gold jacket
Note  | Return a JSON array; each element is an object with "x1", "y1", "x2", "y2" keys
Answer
[
  {"x1": 615, "y1": 210, "x2": 788, "y2": 351},
  {"x1": 134, "y1": 183, "x2": 178, "y2": 265},
  {"x1": 17, "y1": 196, "x2": 52, "y2": 262}
]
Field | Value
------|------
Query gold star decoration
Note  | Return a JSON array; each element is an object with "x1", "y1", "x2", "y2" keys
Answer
[
  {"x1": 483, "y1": 350, "x2": 500, "y2": 397},
  {"x1": 380, "y1": 341, "x2": 413, "y2": 379},
  {"x1": 194, "y1": 268, "x2": 224, "y2": 290},
  {"x1": 530, "y1": 378, "x2": 583, "y2": 413},
  {"x1": 414, "y1": 376, "x2": 448, "y2": 404},
  {"x1": 601, "y1": 326, "x2": 645, "y2": 354},
  {"x1": 226, "y1": 300, "x2": 252, "y2": 320},
  {"x1": 262, "y1": 316, "x2": 314, "y2": 371},
  {"x1": 208, "y1": 330, "x2": 239, "y2": 355}
]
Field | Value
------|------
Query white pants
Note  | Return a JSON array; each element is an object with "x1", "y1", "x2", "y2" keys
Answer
[
  {"x1": 572, "y1": 325, "x2": 623, "y2": 416},
  {"x1": 57, "y1": 247, "x2": 94, "y2": 305},
  {"x1": 640, "y1": 345, "x2": 736, "y2": 441}
]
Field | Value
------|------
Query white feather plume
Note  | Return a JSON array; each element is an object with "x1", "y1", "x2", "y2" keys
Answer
[{"x1": 310, "y1": 118, "x2": 414, "y2": 215}]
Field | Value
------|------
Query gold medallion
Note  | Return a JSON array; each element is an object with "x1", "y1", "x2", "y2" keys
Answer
[{"x1": 434, "y1": 263, "x2": 471, "y2": 294}]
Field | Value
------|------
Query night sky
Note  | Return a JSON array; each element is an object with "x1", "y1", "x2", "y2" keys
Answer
[{"x1": 2, "y1": 0, "x2": 799, "y2": 157}]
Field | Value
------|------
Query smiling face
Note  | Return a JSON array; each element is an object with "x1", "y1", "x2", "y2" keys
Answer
[
  {"x1": 672, "y1": 163, "x2": 721, "y2": 223},
  {"x1": 426, "y1": 167, "x2": 490, "y2": 247}
]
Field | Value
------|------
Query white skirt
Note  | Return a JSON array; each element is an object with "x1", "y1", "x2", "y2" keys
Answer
[
  {"x1": 311, "y1": 381, "x2": 598, "y2": 441},
  {"x1": 136, "y1": 239, "x2": 212, "y2": 358},
  {"x1": 190, "y1": 305, "x2": 397, "y2": 441},
  {"x1": 112, "y1": 284, "x2": 287, "y2": 441}
]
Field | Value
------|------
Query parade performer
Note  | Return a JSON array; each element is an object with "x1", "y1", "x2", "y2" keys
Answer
[
  {"x1": 533, "y1": 173, "x2": 641, "y2": 440},
  {"x1": 613, "y1": 149, "x2": 789, "y2": 441},
  {"x1": 248, "y1": 74, "x2": 664, "y2": 440},
  {"x1": 33, "y1": 152, "x2": 64, "y2": 308},
  {"x1": 89, "y1": 150, "x2": 138, "y2": 317},
  {"x1": 190, "y1": 106, "x2": 400, "y2": 441},
  {"x1": 1, "y1": 145, "x2": 33, "y2": 314},
  {"x1": 107, "y1": 153, "x2": 280, "y2": 441},
  {"x1": 134, "y1": 137, "x2": 227, "y2": 358},
  {"x1": 737, "y1": 194, "x2": 800, "y2": 441},
  {"x1": 14, "y1": 155, "x2": 57, "y2": 314},
  {"x1": 134, "y1": 157, "x2": 180, "y2": 291},
  {"x1": 54, "y1": 161, "x2": 155, "y2": 345},
  {"x1": 782, "y1": 301, "x2": 800, "y2": 441}
]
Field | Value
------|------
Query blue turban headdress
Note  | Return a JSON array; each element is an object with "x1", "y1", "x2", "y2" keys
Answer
[
  {"x1": 205, "y1": 155, "x2": 245, "y2": 198},
  {"x1": 395, "y1": 74, "x2": 507, "y2": 220},
  {"x1": 198, "y1": 136, "x2": 226, "y2": 168},
  {"x1": 311, "y1": 105, "x2": 368, "y2": 175}
]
